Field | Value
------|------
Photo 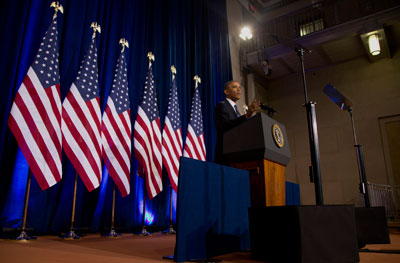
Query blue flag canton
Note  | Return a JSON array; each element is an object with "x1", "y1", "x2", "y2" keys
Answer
[
  {"x1": 75, "y1": 39, "x2": 99, "y2": 101},
  {"x1": 110, "y1": 53, "x2": 129, "y2": 114},
  {"x1": 32, "y1": 18, "x2": 59, "y2": 88},
  {"x1": 141, "y1": 65, "x2": 159, "y2": 122},
  {"x1": 166, "y1": 78, "x2": 181, "y2": 131},
  {"x1": 190, "y1": 87, "x2": 203, "y2": 136}
]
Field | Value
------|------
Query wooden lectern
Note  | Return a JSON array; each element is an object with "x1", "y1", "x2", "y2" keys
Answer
[{"x1": 223, "y1": 112, "x2": 291, "y2": 206}]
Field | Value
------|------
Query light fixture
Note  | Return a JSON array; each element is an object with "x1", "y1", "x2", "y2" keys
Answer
[
  {"x1": 261, "y1": 60, "x2": 272, "y2": 76},
  {"x1": 240, "y1": 26, "x2": 253, "y2": 40},
  {"x1": 368, "y1": 34, "x2": 381, "y2": 56}
]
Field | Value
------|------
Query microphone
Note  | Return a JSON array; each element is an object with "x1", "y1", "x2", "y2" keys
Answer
[
  {"x1": 294, "y1": 46, "x2": 311, "y2": 54},
  {"x1": 243, "y1": 104, "x2": 248, "y2": 114},
  {"x1": 260, "y1": 102, "x2": 277, "y2": 115}
]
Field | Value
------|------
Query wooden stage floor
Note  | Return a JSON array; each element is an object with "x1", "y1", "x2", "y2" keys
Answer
[{"x1": 0, "y1": 230, "x2": 400, "y2": 262}]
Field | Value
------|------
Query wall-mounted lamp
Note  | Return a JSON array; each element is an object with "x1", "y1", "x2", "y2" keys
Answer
[
  {"x1": 240, "y1": 26, "x2": 253, "y2": 40},
  {"x1": 368, "y1": 34, "x2": 381, "y2": 56},
  {"x1": 360, "y1": 28, "x2": 389, "y2": 62}
]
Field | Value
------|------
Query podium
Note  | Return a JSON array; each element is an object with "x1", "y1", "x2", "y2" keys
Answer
[
  {"x1": 223, "y1": 113, "x2": 362, "y2": 262},
  {"x1": 223, "y1": 112, "x2": 291, "y2": 206}
]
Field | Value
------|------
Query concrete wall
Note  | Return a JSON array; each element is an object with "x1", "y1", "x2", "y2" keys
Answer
[
  {"x1": 256, "y1": 53, "x2": 400, "y2": 205},
  {"x1": 226, "y1": 0, "x2": 247, "y2": 113}
]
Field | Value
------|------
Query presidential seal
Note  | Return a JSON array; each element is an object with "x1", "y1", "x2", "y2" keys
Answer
[{"x1": 272, "y1": 123, "x2": 284, "y2": 148}]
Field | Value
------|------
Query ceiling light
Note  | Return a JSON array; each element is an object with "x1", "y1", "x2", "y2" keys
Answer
[
  {"x1": 368, "y1": 34, "x2": 380, "y2": 56},
  {"x1": 240, "y1": 27, "x2": 253, "y2": 40}
]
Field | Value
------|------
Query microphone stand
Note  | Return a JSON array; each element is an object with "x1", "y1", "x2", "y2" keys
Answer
[
  {"x1": 296, "y1": 47, "x2": 324, "y2": 205},
  {"x1": 348, "y1": 107, "x2": 370, "y2": 207}
]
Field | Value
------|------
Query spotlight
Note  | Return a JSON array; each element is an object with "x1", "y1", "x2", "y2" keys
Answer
[{"x1": 240, "y1": 26, "x2": 253, "y2": 40}]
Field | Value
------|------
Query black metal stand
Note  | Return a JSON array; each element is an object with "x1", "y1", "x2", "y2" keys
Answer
[
  {"x1": 348, "y1": 107, "x2": 370, "y2": 207},
  {"x1": 296, "y1": 47, "x2": 324, "y2": 205}
]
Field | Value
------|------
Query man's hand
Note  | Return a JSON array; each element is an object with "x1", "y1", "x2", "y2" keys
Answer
[{"x1": 245, "y1": 99, "x2": 261, "y2": 118}]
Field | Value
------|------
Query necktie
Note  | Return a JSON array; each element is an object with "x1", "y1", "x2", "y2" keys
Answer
[{"x1": 234, "y1": 104, "x2": 240, "y2": 118}]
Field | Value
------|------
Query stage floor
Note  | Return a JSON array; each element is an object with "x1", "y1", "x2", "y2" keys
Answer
[{"x1": 0, "y1": 230, "x2": 399, "y2": 262}]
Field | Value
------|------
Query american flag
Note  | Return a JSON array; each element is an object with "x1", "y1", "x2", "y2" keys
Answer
[
  {"x1": 61, "y1": 38, "x2": 102, "y2": 191},
  {"x1": 133, "y1": 61, "x2": 162, "y2": 199},
  {"x1": 8, "y1": 18, "x2": 62, "y2": 190},
  {"x1": 183, "y1": 84, "x2": 206, "y2": 161},
  {"x1": 161, "y1": 73, "x2": 182, "y2": 192},
  {"x1": 101, "y1": 49, "x2": 131, "y2": 197}
]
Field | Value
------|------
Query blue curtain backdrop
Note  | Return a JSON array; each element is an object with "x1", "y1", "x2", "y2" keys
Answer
[{"x1": 0, "y1": 0, "x2": 231, "y2": 234}]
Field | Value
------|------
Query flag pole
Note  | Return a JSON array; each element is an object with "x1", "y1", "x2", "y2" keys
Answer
[
  {"x1": 15, "y1": 170, "x2": 36, "y2": 240},
  {"x1": 61, "y1": 173, "x2": 80, "y2": 239},
  {"x1": 103, "y1": 38, "x2": 128, "y2": 237},
  {"x1": 162, "y1": 185, "x2": 176, "y2": 234},
  {"x1": 162, "y1": 66, "x2": 177, "y2": 235},
  {"x1": 136, "y1": 168, "x2": 151, "y2": 236},
  {"x1": 13, "y1": 2, "x2": 65, "y2": 241},
  {"x1": 61, "y1": 21, "x2": 101, "y2": 240},
  {"x1": 104, "y1": 184, "x2": 120, "y2": 237},
  {"x1": 135, "y1": 53, "x2": 155, "y2": 237}
]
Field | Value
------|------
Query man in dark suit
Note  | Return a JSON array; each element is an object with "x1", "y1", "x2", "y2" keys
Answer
[{"x1": 214, "y1": 80, "x2": 260, "y2": 164}]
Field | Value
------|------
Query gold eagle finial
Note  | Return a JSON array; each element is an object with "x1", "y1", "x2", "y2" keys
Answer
[
  {"x1": 50, "y1": 2, "x2": 63, "y2": 19},
  {"x1": 171, "y1": 65, "x2": 176, "y2": 80},
  {"x1": 147, "y1": 52, "x2": 155, "y2": 68},
  {"x1": 119, "y1": 38, "x2": 129, "y2": 53},
  {"x1": 193, "y1": 75, "x2": 201, "y2": 88},
  {"x1": 90, "y1": 22, "x2": 101, "y2": 39}
]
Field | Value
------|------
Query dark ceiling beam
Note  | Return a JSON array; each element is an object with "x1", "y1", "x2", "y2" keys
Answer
[
  {"x1": 313, "y1": 46, "x2": 333, "y2": 65},
  {"x1": 245, "y1": 5, "x2": 400, "y2": 65},
  {"x1": 278, "y1": 57, "x2": 296, "y2": 74}
]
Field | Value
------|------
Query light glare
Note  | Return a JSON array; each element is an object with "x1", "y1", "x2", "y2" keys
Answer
[
  {"x1": 368, "y1": 34, "x2": 381, "y2": 56},
  {"x1": 240, "y1": 27, "x2": 253, "y2": 40}
]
